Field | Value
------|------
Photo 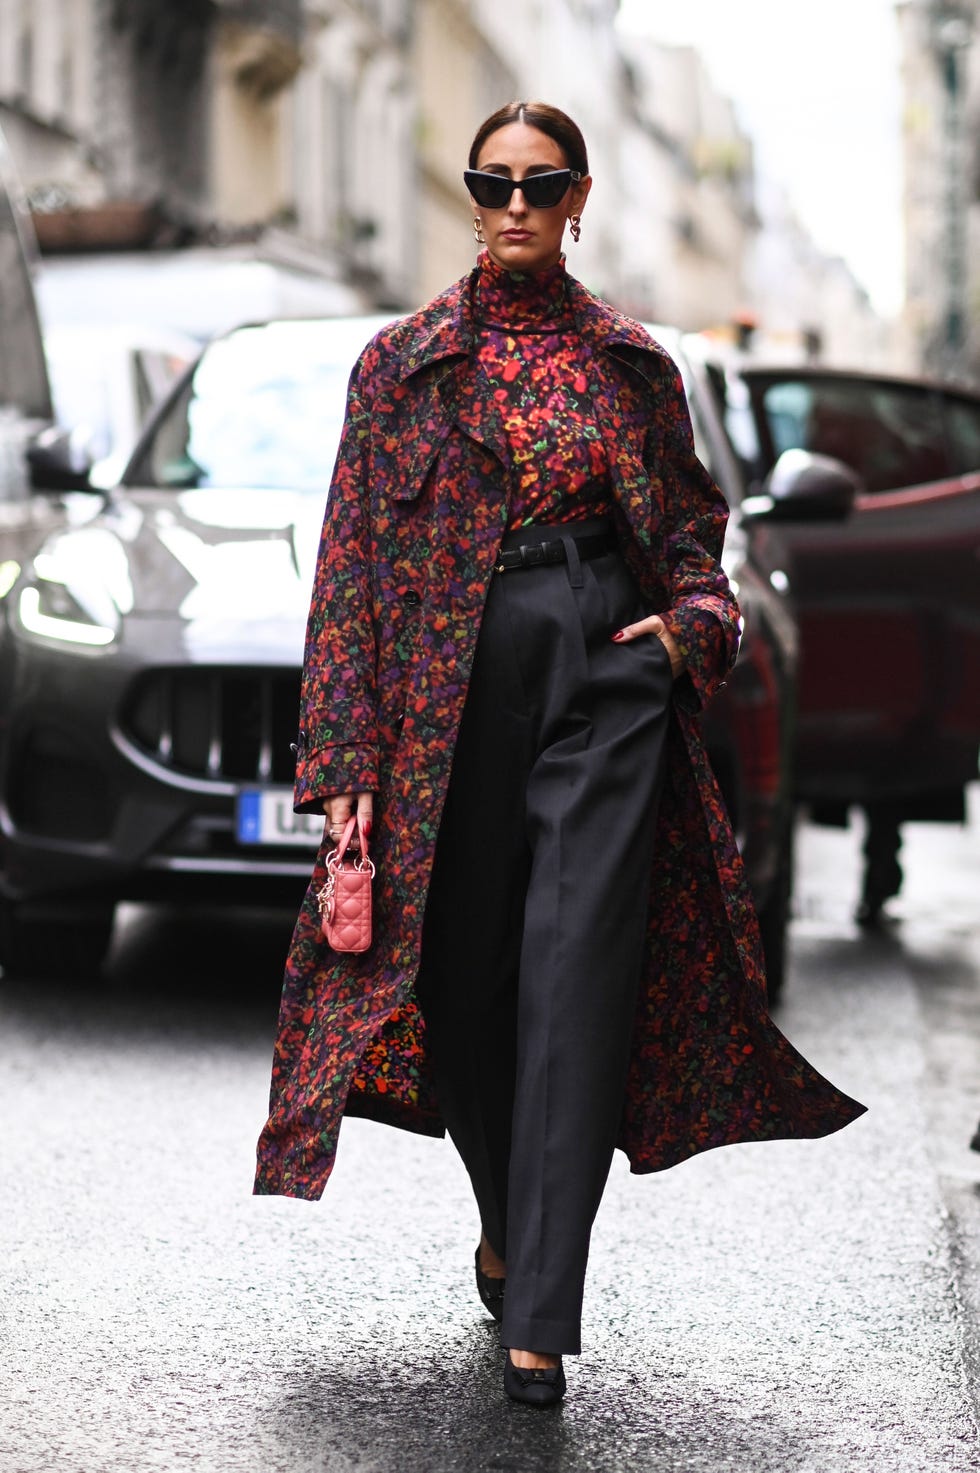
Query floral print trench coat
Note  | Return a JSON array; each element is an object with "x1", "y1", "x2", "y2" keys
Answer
[{"x1": 254, "y1": 264, "x2": 865, "y2": 1200}]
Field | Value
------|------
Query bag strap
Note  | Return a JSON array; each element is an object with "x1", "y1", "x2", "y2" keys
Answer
[{"x1": 333, "y1": 813, "x2": 369, "y2": 864}]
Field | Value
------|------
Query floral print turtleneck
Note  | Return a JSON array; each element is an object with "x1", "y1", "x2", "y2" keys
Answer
[{"x1": 471, "y1": 249, "x2": 611, "y2": 529}]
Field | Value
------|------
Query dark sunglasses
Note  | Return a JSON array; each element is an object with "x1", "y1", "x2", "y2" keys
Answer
[{"x1": 464, "y1": 168, "x2": 581, "y2": 211}]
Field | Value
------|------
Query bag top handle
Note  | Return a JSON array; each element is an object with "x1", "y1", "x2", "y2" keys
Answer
[{"x1": 332, "y1": 812, "x2": 369, "y2": 865}]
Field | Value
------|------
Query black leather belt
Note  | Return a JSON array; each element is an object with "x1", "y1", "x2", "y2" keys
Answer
[{"x1": 494, "y1": 531, "x2": 616, "y2": 574}]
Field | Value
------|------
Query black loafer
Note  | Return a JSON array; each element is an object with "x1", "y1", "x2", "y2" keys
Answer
[
  {"x1": 475, "y1": 1245, "x2": 505, "y2": 1323},
  {"x1": 504, "y1": 1351, "x2": 566, "y2": 1407}
]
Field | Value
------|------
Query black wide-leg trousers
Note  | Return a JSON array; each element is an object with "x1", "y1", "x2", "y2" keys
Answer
[{"x1": 417, "y1": 521, "x2": 674, "y2": 1355}]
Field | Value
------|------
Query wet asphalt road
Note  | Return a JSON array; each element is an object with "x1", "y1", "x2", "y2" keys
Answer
[{"x1": 1, "y1": 801, "x2": 979, "y2": 1473}]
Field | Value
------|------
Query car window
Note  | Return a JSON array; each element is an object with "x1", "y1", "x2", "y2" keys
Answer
[
  {"x1": 127, "y1": 319, "x2": 385, "y2": 493},
  {"x1": 705, "y1": 361, "x2": 763, "y2": 483},
  {"x1": 944, "y1": 393, "x2": 980, "y2": 475},
  {"x1": 750, "y1": 376, "x2": 951, "y2": 493}
]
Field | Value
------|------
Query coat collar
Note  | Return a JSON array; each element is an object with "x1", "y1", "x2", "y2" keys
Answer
[
  {"x1": 385, "y1": 263, "x2": 660, "y2": 384},
  {"x1": 376, "y1": 264, "x2": 666, "y2": 549}
]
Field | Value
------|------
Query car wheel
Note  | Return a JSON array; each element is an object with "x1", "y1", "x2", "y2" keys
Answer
[
  {"x1": 757, "y1": 818, "x2": 794, "y2": 1006},
  {"x1": 0, "y1": 898, "x2": 115, "y2": 980}
]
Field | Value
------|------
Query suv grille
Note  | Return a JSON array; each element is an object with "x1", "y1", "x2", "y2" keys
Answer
[{"x1": 121, "y1": 668, "x2": 301, "y2": 785}]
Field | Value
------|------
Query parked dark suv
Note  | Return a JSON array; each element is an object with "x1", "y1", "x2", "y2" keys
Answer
[{"x1": 0, "y1": 314, "x2": 805, "y2": 996}]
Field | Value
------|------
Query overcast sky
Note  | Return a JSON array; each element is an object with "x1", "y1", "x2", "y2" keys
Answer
[{"x1": 616, "y1": 0, "x2": 905, "y2": 315}]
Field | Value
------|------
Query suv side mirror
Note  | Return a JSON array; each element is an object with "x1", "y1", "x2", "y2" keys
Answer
[
  {"x1": 743, "y1": 449, "x2": 860, "y2": 522},
  {"x1": 26, "y1": 427, "x2": 95, "y2": 494}
]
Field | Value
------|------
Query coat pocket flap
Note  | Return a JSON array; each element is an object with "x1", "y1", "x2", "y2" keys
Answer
[{"x1": 386, "y1": 423, "x2": 452, "y2": 501}]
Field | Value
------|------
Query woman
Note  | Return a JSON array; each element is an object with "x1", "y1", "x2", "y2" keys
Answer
[{"x1": 255, "y1": 101, "x2": 865, "y2": 1408}]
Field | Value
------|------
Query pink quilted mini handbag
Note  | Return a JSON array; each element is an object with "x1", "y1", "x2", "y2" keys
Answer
[{"x1": 317, "y1": 814, "x2": 375, "y2": 953}]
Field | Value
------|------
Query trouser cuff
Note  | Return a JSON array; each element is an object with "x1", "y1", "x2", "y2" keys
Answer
[{"x1": 501, "y1": 1312, "x2": 582, "y2": 1357}]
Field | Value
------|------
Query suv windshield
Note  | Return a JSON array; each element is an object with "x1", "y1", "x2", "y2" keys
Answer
[{"x1": 125, "y1": 318, "x2": 389, "y2": 493}]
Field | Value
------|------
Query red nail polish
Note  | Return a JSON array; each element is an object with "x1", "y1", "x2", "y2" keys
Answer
[
  {"x1": 611, "y1": 630, "x2": 625, "y2": 642},
  {"x1": 363, "y1": 820, "x2": 373, "y2": 836}
]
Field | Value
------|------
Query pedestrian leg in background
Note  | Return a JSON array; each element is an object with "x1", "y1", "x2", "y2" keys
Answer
[{"x1": 857, "y1": 801, "x2": 903, "y2": 927}]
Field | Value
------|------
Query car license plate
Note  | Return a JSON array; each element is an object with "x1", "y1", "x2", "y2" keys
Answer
[{"x1": 236, "y1": 788, "x2": 323, "y2": 847}]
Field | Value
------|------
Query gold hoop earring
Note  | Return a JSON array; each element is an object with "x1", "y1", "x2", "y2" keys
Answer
[
  {"x1": 473, "y1": 216, "x2": 485, "y2": 244},
  {"x1": 569, "y1": 214, "x2": 582, "y2": 244}
]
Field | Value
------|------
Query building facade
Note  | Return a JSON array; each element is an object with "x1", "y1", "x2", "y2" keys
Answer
[
  {"x1": 411, "y1": 0, "x2": 516, "y2": 304},
  {"x1": 0, "y1": 0, "x2": 306, "y2": 242},
  {"x1": 748, "y1": 177, "x2": 894, "y2": 368},
  {"x1": 899, "y1": 0, "x2": 980, "y2": 382},
  {"x1": 0, "y1": 0, "x2": 888, "y2": 363},
  {"x1": 616, "y1": 37, "x2": 757, "y2": 329},
  {"x1": 292, "y1": 0, "x2": 416, "y2": 306},
  {"x1": 0, "y1": 0, "x2": 101, "y2": 214}
]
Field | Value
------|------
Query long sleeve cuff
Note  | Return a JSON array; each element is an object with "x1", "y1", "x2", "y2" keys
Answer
[
  {"x1": 662, "y1": 603, "x2": 737, "y2": 714},
  {"x1": 294, "y1": 742, "x2": 380, "y2": 813}
]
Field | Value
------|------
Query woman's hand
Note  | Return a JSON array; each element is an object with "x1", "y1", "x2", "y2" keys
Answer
[
  {"x1": 323, "y1": 792, "x2": 374, "y2": 847},
  {"x1": 611, "y1": 614, "x2": 686, "y2": 679}
]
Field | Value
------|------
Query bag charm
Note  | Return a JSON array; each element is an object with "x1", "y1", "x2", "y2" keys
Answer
[{"x1": 317, "y1": 814, "x2": 375, "y2": 953}]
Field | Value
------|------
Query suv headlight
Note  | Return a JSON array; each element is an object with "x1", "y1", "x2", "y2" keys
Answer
[
  {"x1": 15, "y1": 538, "x2": 132, "y2": 648},
  {"x1": 0, "y1": 560, "x2": 21, "y2": 601},
  {"x1": 17, "y1": 576, "x2": 118, "y2": 647}
]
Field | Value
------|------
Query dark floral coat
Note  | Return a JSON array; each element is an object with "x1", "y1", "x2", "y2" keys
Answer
[{"x1": 254, "y1": 264, "x2": 865, "y2": 1200}]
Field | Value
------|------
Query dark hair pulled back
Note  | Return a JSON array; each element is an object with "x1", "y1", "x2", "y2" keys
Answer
[{"x1": 468, "y1": 101, "x2": 589, "y2": 175}]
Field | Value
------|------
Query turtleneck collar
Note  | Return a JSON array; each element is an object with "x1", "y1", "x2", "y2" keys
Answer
[{"x1": 472, "y1": 248, "x2": 571, "y2": 332}]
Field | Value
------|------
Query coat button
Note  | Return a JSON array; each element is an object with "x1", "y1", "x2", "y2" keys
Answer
[{"x1": 403, "y1": 589, "x2": 421, "y2": 606}]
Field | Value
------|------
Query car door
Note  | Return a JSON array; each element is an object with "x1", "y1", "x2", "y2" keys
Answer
[{"x1": 740, "y1": 369, "x2": 980, "y2": 815}]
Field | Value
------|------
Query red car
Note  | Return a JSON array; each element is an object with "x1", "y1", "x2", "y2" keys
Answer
[{"x1": 694, "y1": 357, "x2": 980, "y2": 922}]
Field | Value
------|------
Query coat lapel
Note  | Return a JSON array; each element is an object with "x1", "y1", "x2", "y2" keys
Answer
[
  {"x1": 378, "y1": 266, "x2": 673, "y2": 523},
  {"x1": 381, "y1": 269, "x2": 512, "y2": 501},
  {"x1": 567, "y1": 282, "x2": 665, "y2": 558}
]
